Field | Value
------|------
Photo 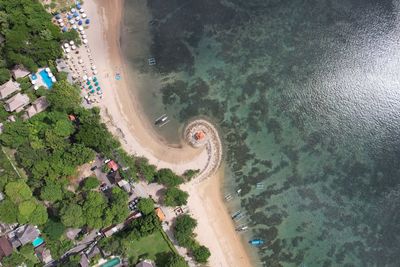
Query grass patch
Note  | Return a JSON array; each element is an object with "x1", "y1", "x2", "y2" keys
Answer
[
  {"x1": 1, "y1": 146, "x2": 28, "y2": 180},
  {"x1": 123, "y1": 230, "x2": 174, "y2": 265}
]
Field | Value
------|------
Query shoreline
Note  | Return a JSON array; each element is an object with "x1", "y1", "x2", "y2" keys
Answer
[{"x1": 85, "y1": 0, "x2": 254, "y2": 266}]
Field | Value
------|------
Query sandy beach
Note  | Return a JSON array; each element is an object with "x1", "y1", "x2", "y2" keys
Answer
[{"x1": 84, "y1": 0, "x2": 253, "y2": 266}]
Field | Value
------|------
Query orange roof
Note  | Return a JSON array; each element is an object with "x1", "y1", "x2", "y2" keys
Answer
[
  {"x1": 194, "y1": 131, "x2": 205, "y2": 140},
  {"x1": 107, "y1": 160, "x2": 119, "y2": 171},
  {"x1": 155, "y1": 207, "x2": 165, "y2": 221},
  {"x1": 68, "y1": 115, "x2": 76, "y2": 121}
]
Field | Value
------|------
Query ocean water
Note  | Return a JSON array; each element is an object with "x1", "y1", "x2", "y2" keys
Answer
[{"x1": 122, "y1": 0, "x2": 400, "y2": 266}]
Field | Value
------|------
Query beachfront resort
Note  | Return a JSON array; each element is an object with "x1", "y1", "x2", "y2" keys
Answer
[{"x1": 0, "y1": 1, "x2": 220, "y2": 266}]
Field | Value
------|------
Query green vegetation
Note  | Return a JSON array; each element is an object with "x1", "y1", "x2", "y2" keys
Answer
[
  {"x1": 164, "y1": 187, "x2": 189, "y2": 207},
  {"x1": 137, "y1": 198, "x2": 155, "y2": 215},
  {"x1": 98, "y1": 213, "x2": 180, "y2": 265},
  {"x1": 0, "y1": 0, "x2": 71, "y2": 72},
  {"x1": 173, "y1": 214, "x2": 211, "y2": 263},
  {"x1": 81, "y1": 176, "x2": 100, "y2": 190},
  {"x1": 1, "y1": 244, "x2": 39, "y2": 267},
  {"x1": 183, "y1": 169, "x2": 200, "y2": 181},
  {"x1": 192, "y1": 245, "x2": 211, "y2": 263},
  {"x1": 155, "y1": 168, "x2": 184, "y2": 187},
  {"x1": 165, "y1": 253, "x2": 189, "y2": 267},
  {"x1": 135, "y1": 156, "x2": 157, "y2": 182}
]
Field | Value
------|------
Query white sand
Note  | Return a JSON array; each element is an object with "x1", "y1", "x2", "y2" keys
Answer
[{"x1": 84, "y1": 0, "x2": 254, "y2": 266}]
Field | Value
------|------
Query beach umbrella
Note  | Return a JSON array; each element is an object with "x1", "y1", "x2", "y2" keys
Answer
[
  {"x1": 89, "y1": 85, "x2": 93, "y2": 89},
  {"x1": 55, "y1": 14, "x2": 61, "y2": 19},
  {"x1": 60, "y1": 22, "x2": 65, "y2": 27},
  {"x1": 82, "y1": 34, "x2": 87, "y2": 39},
  {"x1": 51, "y1": 77, "x2": 56, "y2": 82},
  {"x1": 88, "y1": 76, "x2": 93, "y2": 81},
  {"x1": 71, "y1": 8, "x2": 76, "y2": 13},
  {"x1": 96, "y1": 87, "x2": 101, "y2": 91},
  {"x1": 94, "y1": 82, "x2": 99, "y2": 86},
  {"x1": 72, "y1": 25, "x2": 77, "y2": 30},
  {"x1": 90, "y1": 89, "x2": 95, "y2": 94},
  {"x1": 93, "y1": 77, "x2": 97, "y2": 81},
  {"x1": 86, "y1": 81, "x2": 91, "y2": 85},
  {"x1": 64, "y1": 43, "x2": 70, "y2": 48},
  {"x1": 73, "y1": 12, "x2": 79, "y2": 17},
  {"x1": 81, "y1": 30, "x2": 86, "y2": 35},
  {"x1": 78, "y1": 26, "x2": 84, "y2": 31},
  {"x1": 83, "y1": 75, "x2": 88, "y2": 80},
  {"x1": 71, "y1": 45, "x2": 77, "y2": 50},
  {"x1": 85, "y1": 19, "x2": 90, "y2": 24},
  {"x1": 57, "y1": 18, "x2": 63, "y2": 23},
  {"x1": 75, "y1": 16, "x2": 81, "y2": 21},
  {"x1": 77, "y1": 4, "x2": 82, "y2": 9},
  {"x1": 78, "y1": 20, "x2": 83, "y2": 26},
  {"x1": 69, "y1": 19, "x2": 75, "y2": 24},
  {"x1": 93, "y1": 70, "x2": 98, "y2": 75},
  {"x1": 83, "y1": 39, "x2": 88, "y2": 44},
  {"x1": 78, "y1": 59, "x2": 83, "y2": 64},
  {"x1": 62, "y1": 27, "x2": 68, "y2": 32},
  {"x1": 82, "y1": 13, "x2": 87, "y2": 18},
  {"x1": 69, "y1": 40, "x2": 75, "y2": 45},
  {"x1": 34, "y1": 85, "x2": 39, "y2": 90},
  {"x1": 66, "y1": 54, "x2": 71, "y2": 59},
  {"x1": 79, "y1": 8, "x2": 85, "y2": 13},
  {"x1": 91, "y1": 65, "x2": 96, "y2": 70},
  {"x1": 65, "y1": 48, "x2": 71, "y2": 53},
  {"x1": 67, "y1": 14, "x2": 73, "y2": 19}
]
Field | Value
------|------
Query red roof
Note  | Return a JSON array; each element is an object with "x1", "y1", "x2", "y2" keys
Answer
[
  {"x1": 107, "y1": 160, "x2": 119, "y2": 171},
  {"x1": 0, "y1": 237, "x2": 13, "y2": 259}
]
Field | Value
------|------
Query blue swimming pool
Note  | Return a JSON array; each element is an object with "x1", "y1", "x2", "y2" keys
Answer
[
  {"x1": 39, "y1": 70, "x2": 53, "y2": 89},
  {"x1": 32, "y1": 237, "x2": 44, "y2": 247}
]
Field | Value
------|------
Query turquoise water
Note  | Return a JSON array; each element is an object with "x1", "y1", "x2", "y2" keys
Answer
[
  {"x1": 32, "y1": 237, "x2": 44, "y2": 247},
  {"x1": 39, "y1": 70, "x2": 53, "y2": 88},
  {"x1": 123, "y1": 0, "x2": 400, "y2": 266},
  {"x1": 100, "y1": 257, "x2": 121, "y2": 267}
]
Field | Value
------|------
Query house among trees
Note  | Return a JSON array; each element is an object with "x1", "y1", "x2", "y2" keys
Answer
[
  {"x1": 11, "y1": 66, "x2": 30, "y2": 80},
  {"x1": 4, "y1": 93, "x2": 30, "y2": 112},
  {"x1": 22, "y1": 96, "x2": 50, "y2": 120},
  {"x1": 136, "y1": 259, "x2": 155, "y2": 267},
  {"x1": 7, "y1": 225, "x2": 40, "y2": 249},
  {"x1": 34, "y1": 243, "x2": 53, "y2": 264},
  {"x1": 79, "y1": 253, "x2": 89, "y2": 267},
  {"x1": 0, "y1": 236, "x2": 13, "y2": 261},
  {"x1": 107, "y1": 160, "x2": 119, "y2": 172},
  {"x1": 0, "y1": 80, "x2": 20, "y2": 99}
]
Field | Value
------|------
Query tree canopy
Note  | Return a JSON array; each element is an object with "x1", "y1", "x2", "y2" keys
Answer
[
  {"x1": 192, "y1": 245, "x2": 211, "y2": 263},
  {"x1": 137, "y1": 198, "x2": 155, "y2": 215},
  {"x1": 164, "y1": 187, "x2": 189, "y2": 207},
  {"x1": 0, "y1": 0, "x2": 66, "y2": 71},
  {"x1": 155, "y1": 168, "x2": 184, "y2": 187}
]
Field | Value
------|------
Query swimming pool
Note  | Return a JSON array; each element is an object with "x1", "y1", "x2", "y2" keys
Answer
[
  {"x1": 100, "y1": 257, "x2": 121, "y2": 267},
  {"x1": 32, "y1": 237, "x2": 44, "y2": 247},
  {"x1": 39, "y1": 70, "x2": 53, "y2": 88}
]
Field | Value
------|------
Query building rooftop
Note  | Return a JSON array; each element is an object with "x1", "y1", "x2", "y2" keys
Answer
[
  {"x1": 8, "y1": 225, "x2": 40, "y2": 248},
  {"x1": 0, "y1": 236, "x2": 13, "y2": 260},
  {"x1": 0, "y1": 80, "x2": 20, "y2": 99},
  {"x1": 4, "y1": 93, "x2": 30, "y2": 112},
  {"x1": 136, "y1": 259, "x2": 155, "y2": 267},
  {"x1": 107, "y1": 160, "x2": 119, "y2": 172},
  {"x1": 11, "y1": 66, "x2": 30, "y2": 80}
]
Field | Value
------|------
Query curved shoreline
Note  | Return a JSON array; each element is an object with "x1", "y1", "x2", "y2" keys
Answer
[{"x1": 85, "y1": 0, "x2": 254, "y2": 266}]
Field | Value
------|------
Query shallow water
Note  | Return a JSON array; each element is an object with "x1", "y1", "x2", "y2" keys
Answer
[{"x1": 123, "y1": 0, "x2": 400, "y2": 266}]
